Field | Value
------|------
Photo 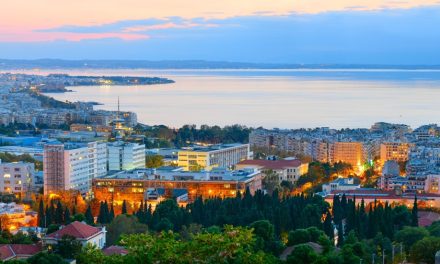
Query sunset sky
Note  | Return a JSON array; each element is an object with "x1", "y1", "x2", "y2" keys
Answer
[{"x1": 1, "y1": 0, "x2": 439, "y2": 64}]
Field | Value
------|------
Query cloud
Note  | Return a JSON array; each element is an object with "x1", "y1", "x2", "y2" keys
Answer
[{"x1": 0, "y1": 5, "x2": 439, "y2": 64}]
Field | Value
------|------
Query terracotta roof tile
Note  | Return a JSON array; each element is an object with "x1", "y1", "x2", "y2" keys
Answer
[
  {"x1": 47, "y1": 221, "x2": 101, "y2": 239},
  {"x1": 102, "y1": 245, "x2": 128, "y2": 256}
]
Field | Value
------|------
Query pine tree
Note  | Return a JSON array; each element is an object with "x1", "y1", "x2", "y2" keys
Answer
[
  {"x1": 109, "y1": 203, "x2": 115, "y2": 222},
  {"x1": 337, "y1": 223, "x2": 344, "y2": 247},
  {"x1": 49, "y1": 200, "x2": 55, "y2": 224},
  {"x1": 411, "y1": 195, "x2": 418, "y2": 227},
  {"x1": 323, "y1": 211, "x2": 334, "y2": 239},
  {"x1": 122, "y1": 200, "x2": 128, "y2": 214},
  {"x1": 64, "y1": 207, "x2": 71, "y2": 224},
  {"x1": 85, "y1": 205, "x2": 94, "y2": 225},
  {"x1": 45, "y1": 205, "x2": 52, "y2": 226},
  {"x1": 37, "y1": 199, "x2": 45, "y2": 227},
  {"x1": 103, "y1": 201, "x2": 110, "y2": 223},
  {"x1": 97, "y1": 202, "x2": 105, "y2": 224},
  {"x1": 55, "y1": 200, "x2": 64, "y2": 224}
]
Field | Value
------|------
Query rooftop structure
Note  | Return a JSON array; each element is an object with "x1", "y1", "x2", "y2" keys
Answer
[
  {"x1": 236, "y1": 159, "x2": 308, "y2": 183},
  {"x1": 44, "y1": 221, "x2": 106, "y2": 249}
]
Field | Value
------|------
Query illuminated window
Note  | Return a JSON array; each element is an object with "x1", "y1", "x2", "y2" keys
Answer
[{"x1": 3, "y1": 174, "x2": 10, "y2": 178}]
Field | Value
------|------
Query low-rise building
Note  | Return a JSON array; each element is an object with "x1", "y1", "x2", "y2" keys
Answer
[
  {"x1": 321, "y1": 177, "x2": 360, "y2": 194},
  {"x1": 0, "y1": 162, "x2": 34, "y2": 197},
  {"x1": 44, "y1": 221, "x2": 106, "y2": 249},
  {"x1": 0, "y1": 244, "x2": 42, "y2": 261},
  {"x1": 236, "y1": 159, "x2": 308, "y2": 183},
  {"x1": 92, "y1": 167, "x2": 262, "y2": 204},
  {"x1": 177, "y1": 143, "x2": 251, "y2": 171}
]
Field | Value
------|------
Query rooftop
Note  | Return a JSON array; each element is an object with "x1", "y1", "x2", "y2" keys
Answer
[
  {"x1": 238, "y1": 159, "x2": 303, "y2": 169},
  {"x1": 46, "y1": 221, "x2": 102, "y2": 239}
]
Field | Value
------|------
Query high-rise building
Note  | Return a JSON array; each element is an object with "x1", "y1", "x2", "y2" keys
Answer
[
  {"x1": 43, "y1": 141, "x2": 107, "y2": 196},
  {"x1": 107, "y1": 141, "x2": 145, "y2": 171}
]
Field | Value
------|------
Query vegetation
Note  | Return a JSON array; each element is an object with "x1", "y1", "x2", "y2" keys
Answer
[
  {"x1": 0, "y1": 152, "x2": 42, "y2": 171},
  {"x1": 145, "y1": 155, "x2": 164, "y2": 168},
  {"x1": 134, "y1": 124, "x2": 251, "y2": 147}
]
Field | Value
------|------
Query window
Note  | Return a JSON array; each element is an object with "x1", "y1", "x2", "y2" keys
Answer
[
  {"x1": 3, "y1": 174, "x2": 10, "y2": 178},
  {"x1": 14, "y1": 174, "x2": 21, "y2": 178},
  {"x1": 14, "y1": 168, "x2": 20, "y2": 172}
]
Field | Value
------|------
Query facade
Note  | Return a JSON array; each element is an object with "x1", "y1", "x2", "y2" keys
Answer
[
  {"x1": 330, "y1": 142, "x2": 366, "y2": 171},
  {"x1": 92, "y1": 167, "x2": 262, "y2": 204},
  {"x1": 44, "y1": 221, "x2": 106, "y2": 249},
  {"x1": 0, "y1": 162, "x2": 34, "y2": 197},
  {"x1": 177, "y1": 143, "x2": 251, "y2": 171},
  {"x1": 43, "y1": 141, "x2": 107, "y2": 195},
  {"x1": 236, "y1": 159, "x2": 308, "y2": 183},
  {"x1": 425, "y1": 175, "x2": 440, "y2": 194},
  {"x1": 380, "y1": 142, "x2": 412, "y2": 163},
  {"x1": 107, "y1": 141, "x2": 145, "y2": 171}
]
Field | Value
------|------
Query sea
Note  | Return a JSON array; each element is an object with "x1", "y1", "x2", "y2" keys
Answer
[{"x1": 9, "y1": 68, "x2": 440, "y2": 129}]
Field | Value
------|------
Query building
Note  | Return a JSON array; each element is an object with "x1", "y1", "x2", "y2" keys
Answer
[
  {"x1": 44, "y1": 221, "x2": 106, "y2": 249},
  {"x1": 330, "y1": 142, "x2": 366, "y2": 171},
  {"x1": 236, "y1": 159, "x2": 308, "y2": 183},
  {"x1": 0, "y1": 244, "x2": 42, "y2": 261},
  {"x1": 321, "y1": 177, "x2": 360, "y2": 194},
  {"x1": 0, "y1": 162, "x2": 34, "y2": 197},
  {"x1": 380, "y1": 142, "x2": 412, "y2": 163},
  {"x1": 0, "y1": 202, "x2": 36, "y2": 230},
  {"x1": 108, "y1": 141, "x2": 145, "y2": 171},
  {"x1": 425, "y1": 175, "x2": 440, "y2": 194},
  {"x1": 382, "y1": 160, "x2": 400, "y2": 177},
  {"x1": 177, "y1": 143, "x2": 251, "y2": 171},
  {"x1": 322, "y1": 189, "x2": 440, "y2": 208},
  {"x1": 43, "y1": 141, "x2": 107, "y2": 196},
  {"x1": 92, "y1": 167, "x2": 262, "y2": 204}
]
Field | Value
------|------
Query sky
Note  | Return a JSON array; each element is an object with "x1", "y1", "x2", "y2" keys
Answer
[{"x1": 1, "y1": 0, "x2": 439, "y2": 64}]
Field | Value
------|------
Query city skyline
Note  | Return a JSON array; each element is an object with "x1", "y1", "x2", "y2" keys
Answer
[{"x1": 1, "y1": 1, "x2": 439, "y2": 64}]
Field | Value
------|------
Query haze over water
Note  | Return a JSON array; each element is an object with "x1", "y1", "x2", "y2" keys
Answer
[{"x1": 33, "y1": 69, "x2": 440, "y2": 129}]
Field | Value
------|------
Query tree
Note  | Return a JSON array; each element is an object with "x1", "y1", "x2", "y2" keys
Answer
[
  {"x1": 106, "y1": 214, "x2": 148, "y2": 246},
  {"x1": 411, "y1": 196, "x2": 418, "y2": 227},
  {"x1": 323, "y1": 211, "x2": 334, "y2": 240},
  {"x1": 286, "y1": 244, "x2": 318, "y2": 264},
  {"x1": 64, "y1": 207, "x2": 71, "y2": 224},
  {"x1": 287, "y1": 229, "x2": 310, "y2": 246},
  {"x1": 27, "y1": 252, "x2": 68, "y2": 264},
  {"x1": 85, "y1": 205, "x2": 94, "y2": 225},
  {"x1": 121, "y1": 200, "x2": 128, "y2": 215},
  {"x1": 263, "y1": 170, "x2": 281, "y2": 195},
  {"x1": 410, "y1": 236, "x2": 440, "y2": 264},
  {"x1": 146, "y1": 155, "x2": 164, "y2": 168},
  {"x1": 55, "y1": 200, "x2": 64, "y2": 224},
  {"x1": 55, "y1": 235, "x2": 83, "y2": 259},
  {"x1": 37, "y1": 199, "x2": 45, "y2": 227},
  {"x1": 395, "y1": 226, "x2": 429, "y2": 251}
]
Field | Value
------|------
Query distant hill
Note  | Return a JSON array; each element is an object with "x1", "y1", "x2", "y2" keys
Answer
[{"x1": 0, "y1": 59, "x2": 439, "y2": 70}]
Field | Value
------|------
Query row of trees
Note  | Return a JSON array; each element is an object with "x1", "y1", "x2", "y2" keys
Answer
[
  {"x1": 330, "y1": 194, "x2": 418, "y2": 245},
  {"x1": 134, "y1": 124, "x2": 251, "y2": 147}
]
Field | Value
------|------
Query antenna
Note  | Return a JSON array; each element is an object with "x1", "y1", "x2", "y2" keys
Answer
[{"x1": 117, "y1": 96, "x2": 120, "y2": 118}]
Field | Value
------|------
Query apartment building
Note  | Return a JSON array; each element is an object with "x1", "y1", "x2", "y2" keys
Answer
[
  {"x1": 43, "y1": 141, "x2": 107, "y2": 196},
  {"x1": 0, "y1": 162, "x2": 34, "y2": 197},
  {"x1": 177, "y1": 143, "x2": 251, "y2": 171},
  {"x1": 107, "y1": 141, "x2": 145, "y2": 171},
  {"x1": 330, "y1": 142, "x2": 366, "y2": 169},
  {"x1": 380, "y1": 142, "x2": 413, "y2": 163}
]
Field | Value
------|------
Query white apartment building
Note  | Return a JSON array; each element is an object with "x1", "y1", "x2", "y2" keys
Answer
[
  {"x1": 108, "y1": 141, "x2": 145, "y2": 171},
  {"x1": 0, "y1": 162, "x2": 35, "y2": 197},
  {"x1": 177, "y1": 143, "x2": 251, "y2": 171},
  {"x1": 43, "y1": 141, "x2": 107, "y2": 196}
]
